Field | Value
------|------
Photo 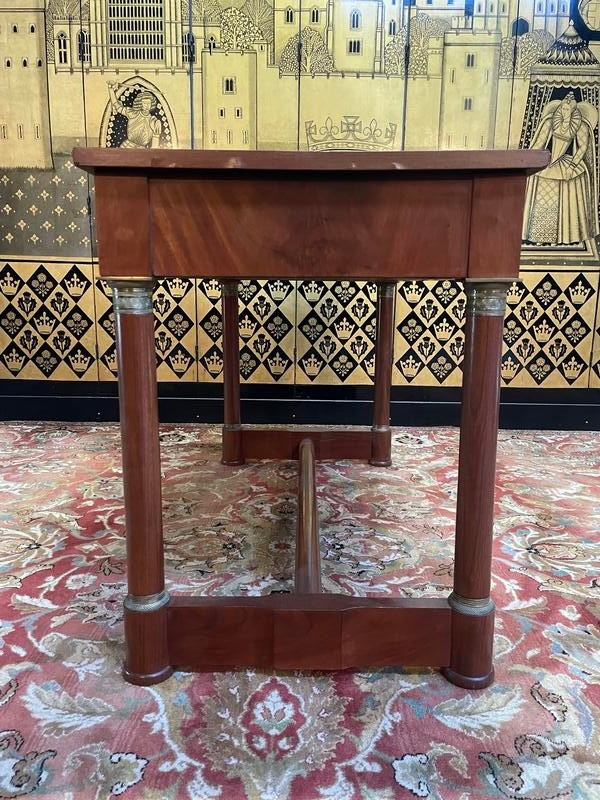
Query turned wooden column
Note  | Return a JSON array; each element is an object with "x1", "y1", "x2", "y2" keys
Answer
[
  {"x1": 221, "y1": 280, "x2": 244, "y2": 465},
  {"x1": 109, "y1": 279, "x2": 172, "y2": 686},
  {"x1": 443, "y1": 280, "x2": 508, "y2": 690},
  {"x1": 295, "y1": 439, "x2": 321, "y2": 593},
  {"x1": 370, "y1": 281, "x2": 396, "y2": 466}
]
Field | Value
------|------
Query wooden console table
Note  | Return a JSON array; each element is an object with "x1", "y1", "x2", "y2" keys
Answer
[{"x1": 73, "y1": 148, "x2": 548, "y2": 689}]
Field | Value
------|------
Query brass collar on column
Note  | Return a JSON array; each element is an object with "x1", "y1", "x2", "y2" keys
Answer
[
  {"x1": 108, "y1": 279, "x2": 155, "y2": 315},
  {"x1": 124, "y1": 589, "x2": 170, "y2": 613},
  {"x1": 465, "y1": 281, "x2": 510, "y2": 318},
  {"x1": 221, "y1": 281, "x2": 239, "y2": 297},
  {"x1": 448, "y1": 591, "x2": 495, "y2": 617}
]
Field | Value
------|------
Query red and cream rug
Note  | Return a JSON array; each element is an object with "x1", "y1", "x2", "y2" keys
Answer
[{"x1": 0, "y1": 423, "x2": 599, "y2": 799}]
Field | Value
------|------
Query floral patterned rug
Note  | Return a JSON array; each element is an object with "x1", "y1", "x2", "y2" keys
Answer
[{"x1": 1, "y1": 422, "x2": 599, "y2": 800}]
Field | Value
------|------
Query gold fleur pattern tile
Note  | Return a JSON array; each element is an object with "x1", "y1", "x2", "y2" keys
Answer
[
  {"x1": 392, "y1": 273, "x2": 598, "y2": 388},
  {"x1": 501, "y1": 272, "x2": 598, "y2": 388},
  {"x1": 393, "y1": 280, "x2": 466, "y2": 387},
  {"x1": 94, "y1": 270, "x2": 198, "y2": 382},
  {"x1": 295, "y1": 281, "x2": 378, "y2": 385},
  {"x1": 153, "y1": 278, "x2": 197, "y2": 382},
  {"x1": 197, "y1": 279, "x2": 296, "y2": 384},
  {"x1": 2, "y1": 270, "x2": 598, "y2": 388},
  {"x1": 585, "y1": 294, "x2": 600, "y2": 389},
  {"x1": 0, "y1": 161, "x2": 91, "y2": 257},
  {"x1": 0, "y1": 261, "x2": 97, "y2": 380},
  {"x1": 94, "y1": 275, "x2": 117, "y2": 381}
]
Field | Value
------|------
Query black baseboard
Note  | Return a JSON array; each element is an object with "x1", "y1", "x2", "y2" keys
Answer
[{"x1": 1, "y1": 381, "x2": 599, "y2": 430}]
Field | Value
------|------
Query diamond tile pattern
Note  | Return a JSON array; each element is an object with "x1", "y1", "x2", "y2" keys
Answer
[
  {"x1": 94, "y1": 271, "x2": 198, "y2": 381},
  {"x1": 0, "y1": 262, "x2": 97, "y2": 379},
  {"x1": 1, "y1": 265, "x2": 598, "y2": 387},
  {"x1": 296, "y1": 281, "x2": 377, "y2": 384},
  {"x1": 197, "y1": 279, "x2": 295, "y2": 383}
]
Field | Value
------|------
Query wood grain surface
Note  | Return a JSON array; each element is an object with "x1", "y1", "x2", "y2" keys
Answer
[
  {"x1": 295, "y1": 439, "x2": 321, "y2": 594},
  {"x1": 167, "y1": 595, "x2": 451, "y2": 671},
  {"x1": 74, "y1": 147, "x2": 550, "y2": 173},
  {"x1": 149, "y1": 174, "x2": 472, "y2": 279}
]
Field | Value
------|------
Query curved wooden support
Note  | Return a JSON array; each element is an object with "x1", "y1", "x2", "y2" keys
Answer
[
  {"x1": 221, "y1": 280, "x2": 244, "y2": 465},
  {"x1": 371, "y1": 281, "x2": 395, "y2": 466},
  {"x1": 295, "y1": 439, "x2": 322, "y2": 594}
]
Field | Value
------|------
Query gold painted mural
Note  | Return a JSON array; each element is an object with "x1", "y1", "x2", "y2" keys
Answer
[{"x1": 1, "y1": 0, "x2": 599, "y2": 388}]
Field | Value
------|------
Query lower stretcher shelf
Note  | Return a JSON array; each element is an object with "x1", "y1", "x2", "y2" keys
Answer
[{"x1": 167, "y1": 595, "x2": 452, "y2": 671}]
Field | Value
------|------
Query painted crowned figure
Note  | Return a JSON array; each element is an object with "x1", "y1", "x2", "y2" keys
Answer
[
  {"x1": 522, "y1": 92, "x2": 598, "y2": 245},
  {"x1": 107, "y1": 82, "x2": 162, "y2": 149}
]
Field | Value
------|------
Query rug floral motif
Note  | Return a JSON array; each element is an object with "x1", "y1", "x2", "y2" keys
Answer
[{"x1": 0, "y1": 423, "x2": 599, "y2": 799}]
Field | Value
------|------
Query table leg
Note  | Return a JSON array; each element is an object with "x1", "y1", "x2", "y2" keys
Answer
[
  {"x1": 221, "y1": 280, "x2": 244, "y2": 465},
  {"x1": 110, "y1": 279, "x2": 172, "y2": 685},
  {"x1": 443, "y1": 281, "x2": 508, "y2": 690},
  {"x1": 370, "y1": 281, "x2": 395, "y2": 466}
]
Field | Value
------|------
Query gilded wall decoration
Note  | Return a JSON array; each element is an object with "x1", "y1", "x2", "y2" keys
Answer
[
  {"x1": 101, "y1": 80, "x2": 177, "y2": 149},
  {"x1": 0, "y1": 261, "x2": 97, "y2": 379},
  {"x1": 1, "y1": 0, "x2": 600, "y2": 390},
  {"x1": 197, "y1": 279, "x2": 296, "y2": 383},
  {"x1": 295, "y1": 281, "x2": 378, "y2": 385},
  {"x1": 518, "y1": 25, "x2": 600, "y2": 265},
  {"x1": 94, "y1": 273, "x2": 198, "y2": 381},
  {"x1": 393, "y1": 279, "x2": 466, "y2": 387},
  {"x1": 0, "y1": 160, "x2": 90, "y2": 257},
  {"x1": 501, "y1": 271, "x2": 598, "y2": 388},
  {"x1": 591, "y1": 322, "x2": 600, "y2": 386}
]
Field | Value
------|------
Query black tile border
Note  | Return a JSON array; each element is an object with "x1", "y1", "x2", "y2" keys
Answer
[{"x1": 1, "y1": 380, "x2": 599, "y2": 430}]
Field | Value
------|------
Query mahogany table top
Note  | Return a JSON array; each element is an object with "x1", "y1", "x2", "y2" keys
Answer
[{"x1": 73, "y1": 147, "x2": 550, "y2": 282}]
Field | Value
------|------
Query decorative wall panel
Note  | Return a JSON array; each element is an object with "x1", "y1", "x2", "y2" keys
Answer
[
  {"x1": 95, "y1": 272, "x2": 198, "y2": 381},
  {"x1": 1, "y1": 0, "x2": 600, "y2": 392},
  {"x1": 393, "y1": 280, "x2": 466, "y2": 387},
  {"x1": 0, "y1": 261, "x2": 97, "y2": 380},
  {"x1": 501, "y1": 272, "x2": 598, "y2": 388},
  {"x1": 295, "y1": 281, "x2": 378, "y2": 385},
  {"x1": 0, "y1": 161, "x2": 91, "y2": 257},
  {"x1": 590, "y1": 309, "x2": 600, "y2": 388},
  {"x1": 197, "y1": 279, "x2": 296, "y2": 383}
]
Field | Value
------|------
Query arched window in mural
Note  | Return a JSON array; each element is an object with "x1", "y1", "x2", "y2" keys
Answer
[
  {"x1": 103, "y1": 80, "x2": 174, "y2": 149},
  {"x1": 389, "y1": 19, "x2": 396, "y2": 34},
  {"x1": 182, "y1": 31, "x2": 195, "y2": 63},
  {"x1": 57, "y1": 32, "x2": 68, "y2": 65},
  {"x1": 22, "y1": 58, "x2": 28, "y2": 66},
  {"x1": 30, "y1": 24, "x2": 35, "y2": 33},
  {"x1": 78, "y1": 30, "x2": 90, "y2": 62},
  {"x1": 207, "y1": 35, "x2": 216, "y2": 52},
  {"x1": 311, "y1": 7, "x2": 320, "y2": 22},
  {"x1": 285, "y1": 7, "x2": 294, "y2": 23},
  {"x1": 511, "y1": 16, "x2": 529, "y2": 35},
  {"x1": 350, "y1": 9, "x2": 361, "y2": 28}
]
